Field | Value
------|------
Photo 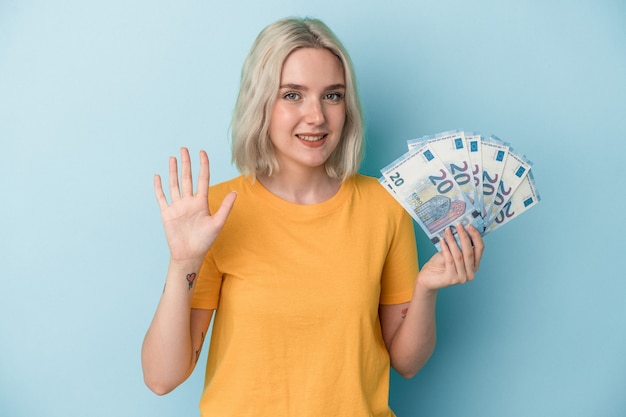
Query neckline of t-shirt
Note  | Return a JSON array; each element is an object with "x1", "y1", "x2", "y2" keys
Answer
[{"x1": 244, "y1": 175, "x2": 354, "y2": 218}]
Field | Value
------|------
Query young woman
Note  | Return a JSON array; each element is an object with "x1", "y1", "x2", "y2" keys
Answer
[{"x1": 142, "y1": 17, "x2": 484, "y2": 416}]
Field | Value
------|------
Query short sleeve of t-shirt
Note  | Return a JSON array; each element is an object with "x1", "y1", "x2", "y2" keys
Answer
[
  {"x1": 191, "y1": 249, "x2": 222, "y2": 310},
  {"x1": 378, "y1": 196, "x2": 418, "y2": 305},
  {"x1": 190, "y1": 179, "x2": 239, "y2": 311}
]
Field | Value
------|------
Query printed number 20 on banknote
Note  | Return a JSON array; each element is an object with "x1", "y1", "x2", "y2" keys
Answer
[{"x1": 381, "y1": 143, "x2": 483, "y2": 247}]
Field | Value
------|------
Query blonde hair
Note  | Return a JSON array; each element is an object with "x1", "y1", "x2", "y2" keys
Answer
[{"x1": 231, "y1": 17, "x2": 364, "y2": 181}]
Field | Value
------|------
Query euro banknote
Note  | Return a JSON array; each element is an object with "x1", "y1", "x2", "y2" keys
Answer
[
  {"x1": 480, "y1": 135, "x2": 510, "y2": 222},
  {"x1": 380, "y1": 142, "x2": 484, "y2": 249},
  {"x1": 465, "y1": 132, "x2": 484, "y2": 212},
  {"x1": 380, "y1": 130, "x2": 540, "y2": 249},
  {"x1": 485, "y1": 170, "x2": 541, "y2": 233},
  {"x1": 407, "y1": 130, "x2": 477, "y2": 208},
  {"x1": 484, "y1": 147, "x2": 532, "y2": 225}
]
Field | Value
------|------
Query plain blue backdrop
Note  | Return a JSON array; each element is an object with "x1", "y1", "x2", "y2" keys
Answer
[{"x1": 1, "y1": 0, "x2": 625, "y2": 416}]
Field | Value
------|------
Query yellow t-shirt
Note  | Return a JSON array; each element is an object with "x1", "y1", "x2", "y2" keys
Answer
[{"x1": 192, "y1": 174, "x2": 418, "y2": 416}]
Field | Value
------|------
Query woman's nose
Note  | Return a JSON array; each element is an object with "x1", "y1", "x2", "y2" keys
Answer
[{"x1": 303, "y1": 99, "x2": 325, "y2": 125}]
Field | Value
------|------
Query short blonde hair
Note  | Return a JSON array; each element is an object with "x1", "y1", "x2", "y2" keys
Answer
[{"x1": 231, "y1": 17, "x2": 364, "y2": 181}]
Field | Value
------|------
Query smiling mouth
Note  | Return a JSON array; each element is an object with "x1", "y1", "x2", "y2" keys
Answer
[{"x1": 296, "y1": 134, "x2": 327, "y2": 142}]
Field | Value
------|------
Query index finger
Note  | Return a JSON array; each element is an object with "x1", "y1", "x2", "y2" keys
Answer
[
  {"x1": 467, "y1": 225, "x2": 485, "y2": 271},
  {"x1": 455, "y1": 224, "x2": 477, "y2": 278},
  {"x1": 154, "y1": 173, "x2": 168, "y2": 210}
]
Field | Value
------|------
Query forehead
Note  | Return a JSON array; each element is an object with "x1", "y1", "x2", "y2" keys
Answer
[{"x1": 280, "y1": 47, "x2": 345, "y2": 85}]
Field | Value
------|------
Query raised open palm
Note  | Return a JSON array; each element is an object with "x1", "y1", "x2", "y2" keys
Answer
[{"x1": 154, "y1": 148, "x2": 236, "y2": 263}]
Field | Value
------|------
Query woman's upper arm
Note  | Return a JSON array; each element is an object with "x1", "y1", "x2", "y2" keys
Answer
[{"x1": 379, "y1": 302, "x2": 410, "y2": 352}]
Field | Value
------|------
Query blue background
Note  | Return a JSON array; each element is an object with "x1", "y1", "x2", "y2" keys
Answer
[{"x1": 1, "y1": 1, "x2": 625, "y2": 416}]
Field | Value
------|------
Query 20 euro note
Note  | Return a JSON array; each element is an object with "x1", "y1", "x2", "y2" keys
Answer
[
  {"x1": 484, "y1": 147, "x2": 533, "y2": 226},
  {"x1": 485, "y1": 170, "x2": 541, "y2": 234},
  {"x1": 465, "y1": 132, "x2": 484, "y2": 215},
  {"x1": 481, "y1": 135, "x2": 510, "y2": 226},
  {"x1": 407, "y1": 130, "x2": 478, "y2": 212},
  {"x1": 380, "y1": 143, "x2": 484, "y2": 249}
]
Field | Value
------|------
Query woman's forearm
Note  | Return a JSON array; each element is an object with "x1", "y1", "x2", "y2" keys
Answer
[
  {"x1": 388, "y1": 282, "x2": 439, "y2": 379},
  {"x1": 141, "y1": 259, "x2": 203, "y2": 394}
]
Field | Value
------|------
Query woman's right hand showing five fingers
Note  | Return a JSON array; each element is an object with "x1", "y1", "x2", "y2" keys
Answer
[
  {"x1": 154, "y1": 147, "x2": 237, "y2": 263},
  {"x1": 143, "y1": 148, "x2": 234, "y2": 394}
]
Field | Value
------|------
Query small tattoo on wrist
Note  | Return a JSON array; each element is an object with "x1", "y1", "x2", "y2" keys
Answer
[{"x1": 186, "y1": 273, "x2": 197, "y2": 290}]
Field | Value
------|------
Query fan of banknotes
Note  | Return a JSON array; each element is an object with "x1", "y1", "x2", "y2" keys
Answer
[{"x1": 379, "y1": 129, "x2": 540, "y2": 249}]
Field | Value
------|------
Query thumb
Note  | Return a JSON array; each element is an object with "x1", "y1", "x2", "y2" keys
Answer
[{"x1": 211, "y1": 191, "x2": 237, "y2": 226}]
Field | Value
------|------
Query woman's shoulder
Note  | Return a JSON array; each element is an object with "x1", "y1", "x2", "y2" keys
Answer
[
  {"x1": 210, "y1": 175, "x2": 245, "y2": 189},
  {"x1": 352, "y1": 174, "x2": 393, "y2": 197},
  {"x1": 351, "y1": 174, "x2": 404, "y2": 209},
  {"x1": 352, "y1": 174, "x2": 381, "y2": 188},
  {"x1": 348, "y1": 175, "x2": 413, "y2": 235},
  {"x1": 208, "y1": 175, "x2": 248, "y2": 203}
]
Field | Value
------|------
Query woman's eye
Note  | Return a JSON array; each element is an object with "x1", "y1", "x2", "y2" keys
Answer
[
  {"x1": 283, "y1": 92, "x2": 300, "y2": 100},
  {"x1": 325, "y1": 92, "x2": 344, "y2": 101}
]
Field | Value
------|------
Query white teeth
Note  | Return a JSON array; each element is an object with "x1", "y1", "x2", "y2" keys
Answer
[{"x1": 297, "y1": 135, "x2": 325, "y2": 142}]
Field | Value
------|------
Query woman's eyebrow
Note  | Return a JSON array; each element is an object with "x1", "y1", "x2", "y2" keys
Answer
[
  {"x1": 280, "y1": 83, "x2": 307, "y2": 90},
  {"x1": 279, "y1": 83, "x2": 346, "y2": 90}
]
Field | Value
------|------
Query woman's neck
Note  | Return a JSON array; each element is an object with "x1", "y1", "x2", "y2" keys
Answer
[{"x1": 257, "y1": 169, "x2": 342, "y2": 204}]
